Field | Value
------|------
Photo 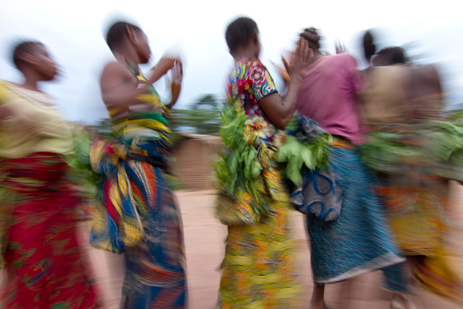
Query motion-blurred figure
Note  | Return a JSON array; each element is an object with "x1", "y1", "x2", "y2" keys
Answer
[
  {"x1": 0, "y1": 41, "x2": 100, "y2": 308},
  {"x1": 89, "y1": 21, "x2": 187, "y2": 308},
  {"x1": 215, "y1": 17, "x2": 311, "y2": 308},
  {"x1": 359, "y1": 30, "x2": 463, "y2": 305},
  {"x1": 293, "y1": 27, "x2": 410, "y2": 309}
]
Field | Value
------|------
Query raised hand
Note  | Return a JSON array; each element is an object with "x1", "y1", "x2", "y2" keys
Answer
[
  {"x1": 271, "y1": 60, "x2": 291, "y2": 84},
  {"x1": 171, "y1": 61, "x2": 183, "y2": 96},
  {"x1": 167, "y1": 61, "x2": 183, "y2": 109},
  {"x1": 335, "y1": 40, "x2": 347, "y2": 54},
  {"x1": 289, "y1": 38, "x2": 313, "y2": 78},
  {"x1": 149, "y1": 56, "x2": 181, "y2": 85}
]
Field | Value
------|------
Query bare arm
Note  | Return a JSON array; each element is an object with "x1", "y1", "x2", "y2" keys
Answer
[
  {"x1": 101, "y1": 57, "x2": 181, "y2": 116},
  {"x1": 100, "y1": 62, "x2": 149, "y2": 115},
  {"x1": 147, "y1": 57, "x2": 179, "y2": 85},
  {"x1": 258, "y1": 38, "x2": 312, "y2": 130},
  {"x1": 259, "y1": 77, "x2": 301, "y2": 130}
]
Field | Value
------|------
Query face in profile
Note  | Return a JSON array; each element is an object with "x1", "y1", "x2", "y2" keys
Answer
[
  {"x1": 135, "y1": 30, "x2": 151, "y2": 64},
  {"x1": 33, "y1": 44, "x2": 58, "y2": 81}
]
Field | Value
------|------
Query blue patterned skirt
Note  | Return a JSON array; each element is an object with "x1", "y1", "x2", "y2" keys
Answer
[
  {"x1": 303, "y1": 146, "x2": 406, "y2": 288},
  {"x1": 121, "y1": 160, "x2": 187, "y2": 308}
]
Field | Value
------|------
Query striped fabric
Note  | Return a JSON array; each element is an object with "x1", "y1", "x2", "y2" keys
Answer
[{"x1": 90, "y1": 65, "x2": 187, "y2": 308}]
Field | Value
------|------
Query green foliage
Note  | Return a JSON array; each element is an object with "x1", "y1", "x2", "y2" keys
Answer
[
  {"x1": 360, "y1": 119, "x2": 463, "y2": 173},
  {"x1": 66, "y1": 128, "x2": 103, "y2": 200},
  {"x1": 286, "y1": 116, "x2": 299, "y2": 132},
  {"x1": 276, "y1": 134, "x2": 331, "y2": 186},
  {"x1": 165, "y1": 174, "x2": 183, "y2": 191},
  {"x1": 169, "y1": 94, "x2": 222, "y2": 134},
  {"x1": 424, "y1": 120, "x2": 463, "y2": 163},
  {"x1": 213, "y1": 102, "x2": 269, "y2": 215},
  {"x1": 360, "y1": 131, "x2": 420, "y2": 173},
  {"x1": 446, "y1": 109, "x2": 463, "y2": 122}
]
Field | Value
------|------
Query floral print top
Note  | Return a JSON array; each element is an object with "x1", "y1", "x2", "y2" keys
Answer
[{"x1": 227, "y1": 58, "x2": 281, "y2": 144}]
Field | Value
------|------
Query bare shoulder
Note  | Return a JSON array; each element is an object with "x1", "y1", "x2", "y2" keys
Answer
[
  {"x1": 100, "y1": 61, "x2": 135, "y2": 90},
  {"x1": 101, "y1": 61, "x2": 131, "y2": 80},
  {"x1": 412, "y1": 64, "x2": 441, "y2": 84},
  {"x1": 423, "y1": 64, "x2": 440, "y2": 79}
]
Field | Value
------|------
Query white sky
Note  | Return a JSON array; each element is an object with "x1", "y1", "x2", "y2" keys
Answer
[{"x1": 1, "y1": 0, "x2": 462, "y2": 124}]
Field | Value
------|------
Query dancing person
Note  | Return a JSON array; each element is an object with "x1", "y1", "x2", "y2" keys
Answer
[
  {"x1": 360, "y1": 36, "x2": 463, "y2": 305},
  {"x1": 215, "y1": 17, "x2": 311, "y2": 308},
  {"x1": 0, "y1": 40, "x2": 100, "y2": 308},
  {"x1": 90, "y1": 21, "x2": 187, "y2": 308},
  {"x1": 293, "y1": 28, "x2": 411, "y2": 309}
]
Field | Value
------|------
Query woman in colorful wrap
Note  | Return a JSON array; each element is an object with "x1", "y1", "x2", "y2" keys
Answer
[
  {"x1": 90, "y1": 21, "x2": 186, "y2": 308},
  {"x1": 291, "y1": 28, "x2": 412, "y2": 309},
  {"x1": 0, "y1": 41, "x2": 100, "y2": 308},
  {"x1": 359, "y1": 34, "x2": 463, "y2": 305},
  {"x1": 215, "y1": 17, "x2": 312, "y2": 308}
]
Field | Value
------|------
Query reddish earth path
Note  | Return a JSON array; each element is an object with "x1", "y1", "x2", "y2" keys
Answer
[{"x1": 81, "y1": 182, "x2": 463, "y2": 308}]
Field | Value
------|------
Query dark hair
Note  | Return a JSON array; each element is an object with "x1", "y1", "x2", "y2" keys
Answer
[
  {"x1": 376, "y1": 47, "x2": 406, "y2": 65},
  {"x1": 225, "y1": 17, "x2": 259, "y2": 54},
  {"x1": 363, "y1": 30, "x2": 376, "y2": 61},
  {"x1": 12, "y1": 41, "x2": 43, "y2": 69},
  {"x1": 300, "y1": 27, "x2": 321, "y2": 50},
  {"x1": 106, "y1": 21, "x2": 142, "y2": 50}
]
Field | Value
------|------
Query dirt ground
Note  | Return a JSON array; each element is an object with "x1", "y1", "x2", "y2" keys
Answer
[{"x1": 82, "y1": 182, "x2": 463, "y2": 309}]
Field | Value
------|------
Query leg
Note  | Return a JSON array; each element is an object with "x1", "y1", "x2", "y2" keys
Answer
[
  {"x1": 311, "y1": 284, "x2": 325, "y2": 309},
  {"x1": 383, "y1": 263, "x2": 415, "y2": 309},
  {"x1": 338, "y1": 279, "x2": 356, "y2": 309}
]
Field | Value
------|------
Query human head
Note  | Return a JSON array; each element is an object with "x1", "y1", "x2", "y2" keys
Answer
[
  {"x1": 105, "y1": 21, "x2": 151, "y2": 64},
  {"x1": 362, "y1": 30, "x2": 376, "y2": 64},
  {"x1": 225, "y1": 17, "x2": 260, "y2": 58},
  {"x1": 300, "y1": 27, "x2": 321, "y2": 52},
  {"x1": 12, "y1": 41, "x2": 57, "y2": 81},
  {"x1": 373, "y1": 47, "x2": 406, "y2": 66}
]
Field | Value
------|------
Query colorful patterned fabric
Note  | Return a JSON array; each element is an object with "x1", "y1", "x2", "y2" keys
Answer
[
  {"x1": 276, "y1": 116, "x2": 332, "y2": 187},
  {"x1": 90, "y1": 66, "x2": 173, "y2": 254},
  {"x1": 0, "y1": 152, "x2": 100, "y2": 308},
  {"x1": 90, "y1": 65, "x2": 187, "y2": 308},
  {"x1": 370, "y1": 135, "x2": 463, "y2": 304},
  {"x1": 295, "y1": 57, "x2": 409, "y2": 294},
  {"x1": 216, "y1": 58, "x2": 300, "y2": 308},
  {"x1": 377, "y1": 173, "x2": 463, "y2": 303},
  {"x1": 228, "y1": 58, "x2": 278, "y2": 131},
  {"x1": 291, "y1": 168, "x2": 343, "y2": 221},
  {"x1": 305, "y1": 146, "x2": 408, "y2": 293},
  {"x1": 361, "y1": 92, "x2": 463, "y2": 304},
  {"x1": 282, "y1": 116, "x2": 342, "y2": 221},
  {"x1": 120, "y1": 160, "x2": 187, "y2": 308}
]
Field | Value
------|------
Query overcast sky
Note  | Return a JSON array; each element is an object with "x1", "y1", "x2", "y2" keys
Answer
[{"x1": 1, "y1": 0, "x2": 461, "y2": 124}]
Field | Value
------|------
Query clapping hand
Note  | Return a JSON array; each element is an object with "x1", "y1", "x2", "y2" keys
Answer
[
  {"x1": 171, "y1": 61, "x2": 183, "y2": 97},
  {"x1": 167, "y1": 61, "x2": 183, "y2": 109},
  {"x1": 335, "y1": 40, "x2": 347, "y2": 54}
]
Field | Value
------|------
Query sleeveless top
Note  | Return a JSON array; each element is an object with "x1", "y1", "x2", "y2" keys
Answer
[
  {"x1": 89, "y1": 63, "x2": 172, "y2": 253},
  {"x1": 110, "y1": 63, "x2": 171, "y2": 145}
]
